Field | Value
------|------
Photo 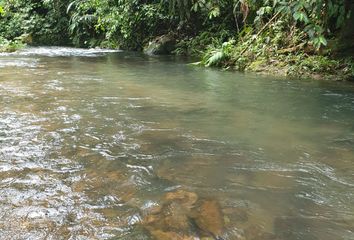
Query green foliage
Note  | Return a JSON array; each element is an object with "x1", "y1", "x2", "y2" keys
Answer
[
  {"x1": 202, "y1": 40, "x2": 234, "y2": 67},
  {"x1": 1, "y1": 0, "x2": 351, "y2": 50},
  {"x1": 0, "y1": 0, "x2": 70, "y2": 45},
  {"x1": 174, "y1": 29, "x2": 232, "y2": 56},
  {"x1": 162, "y1": 0, "x2": 218, "y2": 21},
  {"x1": 67, "y1": 0, "x2": 169, "y2": 49},
  {"x1": 0, "y1": 36, "x2": 25, "y2": 52},
  {"x1": 252, "y1": 0, "x2": 350, "y2": 49},
  {"x1": 295, "y1": 55, "x2": 340, "y2": 73},
  {"x1": 196, "y1": 17, "x2": 353, "y2": 80}
]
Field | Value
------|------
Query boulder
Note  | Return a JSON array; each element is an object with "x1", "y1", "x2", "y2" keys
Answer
[{"x1": 144, "y1": 34, "x2": 176, "y2": 55}]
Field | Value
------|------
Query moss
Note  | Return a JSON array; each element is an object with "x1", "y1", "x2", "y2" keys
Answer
[{"x1": 247, "y1": 59, "x2": 267, "y2": 71}]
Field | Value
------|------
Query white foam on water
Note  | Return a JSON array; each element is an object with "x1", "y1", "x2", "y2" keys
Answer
[{"x1": 1, "y1": 46, "x2": 121, "y2": 57}]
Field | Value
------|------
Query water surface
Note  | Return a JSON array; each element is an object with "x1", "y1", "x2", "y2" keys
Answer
[{"x1": 0, "y1": 47, "x2": 353, "y2": 240}]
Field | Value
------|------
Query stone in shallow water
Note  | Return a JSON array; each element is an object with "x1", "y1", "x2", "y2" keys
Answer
[
  {"x1": 164, "y1": 189, "x2": 198, "y2": 209},
  {"x1": 141, "y1": 189, "x2": 229, "y2": 239},
  {"x1": 141, "y1": 200, "x2": 163, "y2": 216},
  {"x1": 150, "y1": 229, "x2": 197, "y2": 240},
  {"x1": 143, "y1": 34, "x2": 176, "y2": 55},
  {"x1": 143, "y1": 201, "x2": 192, "y2": 233},
  {"x1": 193, "y1": 200, "x2": 224, "y2": 238},
  {"x1": 162, "y1": 202, "x2": 192, "y2": 231}
]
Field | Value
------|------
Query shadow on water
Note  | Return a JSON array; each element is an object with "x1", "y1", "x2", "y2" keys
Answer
[{"x1": 0, "y1": 47, "x2": 353, "y2": 239}]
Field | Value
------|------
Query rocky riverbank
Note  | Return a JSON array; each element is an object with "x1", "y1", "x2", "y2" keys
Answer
[{"x1": 143, "y1": 33, "x2": 354, "y2": 82}]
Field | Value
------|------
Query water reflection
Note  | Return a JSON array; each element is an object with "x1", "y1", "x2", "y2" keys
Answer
[{"x1": 0, "y1": 47, "x2": 353, "y2": 239}]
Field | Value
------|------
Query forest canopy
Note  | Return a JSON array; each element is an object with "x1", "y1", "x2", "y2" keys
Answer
[{"x1": 0, "y1": 0, "x2": 351, "y2": 48}]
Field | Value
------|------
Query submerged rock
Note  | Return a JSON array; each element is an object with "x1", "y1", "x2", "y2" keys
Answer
[
  {"x1": 149, "y1": 229, "x2": 197, "y2": 240},
  {"x1": 144, "y1": 34, "x2": 176, "y2": 55},
  {"x1": 193, "y1": 200, "x2": 224, "y2": 238},
  {"x1": 164, "y1": 189, "x2": 198, "y2": 209},
  {"x1": 222, "y1": 207, "x2": 248, "y2": 223},
  {"x1": 142, "y1": 189, "x2": 226, "y2": 239},
  {"x1": 160, "y1": 202, "x2": 192, "y2": 232},
  {"x1": 143, "y1": 198, "x2": 195, "y2": 235}
]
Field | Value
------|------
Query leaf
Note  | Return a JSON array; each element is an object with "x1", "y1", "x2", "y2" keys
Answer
[
  {"x1": 257, "y1": 7, "x2": 265, "y2": 16},
  {"x1": 311, "y1": 36, "x2": 327, "y2": 49},
  {"x1": 293, "y1": 11, "x2": 309, "y2": 23},
  {"x1": 67, "y1": 1, "x2": 78, "y2": 14},
  {"x1": 205, "y1": 51, "x2": 224, "y2": 67},
  {"x1": 209, "y1": 6, "x2": 220, "y2": 19},
  {"x1": 307, "y1": 29, "x2": 315, "y2": 38},
  {"x1": 319, "y1": 36, "x2": 327, "y2": 46},
  {"x1": 293, "y1": 11, "x2": 301, "y2": 20},
  {"x1": 191, "y1": 2, "x2": 198, "y2": 12},
  {"x1": 273, "y1": 0, "x2": 279, "y2": 8},
  {"x1": 264, "y1": 6, "x2": 272, "y2": 14}
]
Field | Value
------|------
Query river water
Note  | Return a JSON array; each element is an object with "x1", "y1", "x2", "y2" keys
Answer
[{"x1": 0, "y1": 47, "x2": 353, "y2": 240}]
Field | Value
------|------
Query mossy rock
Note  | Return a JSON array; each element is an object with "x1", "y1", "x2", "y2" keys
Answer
[{"x1": 144, "y1": 34, "x2": 176, "y2": 55}]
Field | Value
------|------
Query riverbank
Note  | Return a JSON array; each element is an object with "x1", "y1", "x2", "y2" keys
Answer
[
  {"x1": 170, "y1": 28, "x2": 354, "y2": 81},
  {"x1": 129, "y1": 30, "x2": 353, "y2": 82},
  {"x1": 1, "y1": 0, "x2": 353, "y2": 81},
  {"x1": 1, "y1": 33, "x2": 353, "y2": 82},
  {"x1": 244, "y1": 56, "x2": 354, "y2": 81},
  {"x1": 1, "y1": 39, "x2": 352, "y2": 82}
]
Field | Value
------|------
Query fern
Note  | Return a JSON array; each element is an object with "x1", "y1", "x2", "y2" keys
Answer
[
  {"x1": 205, "y1": 50, "x2": 225, "y2": 67},
  {"x1": 203, "y1": 40, "x2": 235, "y2": 67}
]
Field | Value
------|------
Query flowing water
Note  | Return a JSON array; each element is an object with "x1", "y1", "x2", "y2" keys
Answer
[{"x1": 0, "y1": 47, "x2": 353, "y2": 240}]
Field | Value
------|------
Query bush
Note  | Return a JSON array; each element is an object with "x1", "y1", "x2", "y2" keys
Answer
[
  {"x1": 0, "y1": 0, "x2": 69, "y2": 45},
  {"x1": 0, "y1": 36, "x2": 25, "y2": 52}
]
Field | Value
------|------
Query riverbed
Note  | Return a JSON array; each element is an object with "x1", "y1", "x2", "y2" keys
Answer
[{"x1": 0, "y1": 47, "x2": 353, "y2": 240}]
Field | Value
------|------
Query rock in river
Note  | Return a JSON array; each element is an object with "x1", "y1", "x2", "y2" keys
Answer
[
  {"x1": 144, "y1": 34, "x2": 176, "y2": 55},
  {"x1": 164, "y1": 189, "x2": 198, "y2": 209},
  {"x1": 193, "y1": 200, "x2": 224, "y2": 238},
  {"x1": 142, "y1": 189, "x2": 225, "y2": 239}
]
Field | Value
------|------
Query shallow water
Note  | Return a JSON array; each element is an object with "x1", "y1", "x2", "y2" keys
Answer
[{"x1": 0, "y1": 47, "x2": 353, "y2": 240}]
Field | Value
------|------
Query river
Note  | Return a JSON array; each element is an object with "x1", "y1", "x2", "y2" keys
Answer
[{"x1": 0, "y1": 47, "x2": 353, "y2": 240}]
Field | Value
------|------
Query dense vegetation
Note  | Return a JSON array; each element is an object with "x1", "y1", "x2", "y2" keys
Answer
[{"x1": 0, "y1": 0, "x2": 353, "y2": 80}]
